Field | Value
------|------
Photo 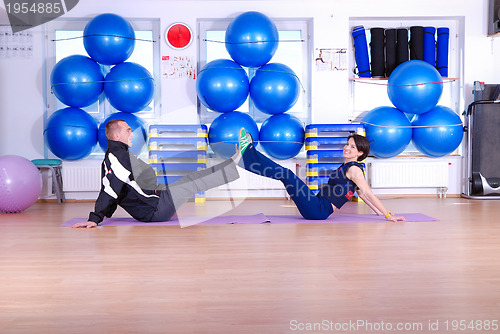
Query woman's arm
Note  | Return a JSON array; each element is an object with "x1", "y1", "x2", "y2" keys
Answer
[
  {"x1": 356, "y1": 188, "x2": 383, "y2": 215},
  {"x1": 347, "y1": 166, "x2": 406, "y2": 222}
]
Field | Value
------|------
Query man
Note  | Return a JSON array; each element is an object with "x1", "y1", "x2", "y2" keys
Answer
[{"x1": 72, "y1": 119, "x2": 242, "y2": 228}]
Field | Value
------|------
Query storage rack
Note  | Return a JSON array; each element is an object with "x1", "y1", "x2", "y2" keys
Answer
[
  {"x1": 305, "y1": 124, "x2": 366, "y2": 192},
  {"x1": 148, "y1": 124, "x2": 208, "y2": 203}
]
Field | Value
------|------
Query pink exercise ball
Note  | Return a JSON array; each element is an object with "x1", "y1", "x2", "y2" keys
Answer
[{"x1": 0, "y1": 155, "x2": 42, "y2": 213}]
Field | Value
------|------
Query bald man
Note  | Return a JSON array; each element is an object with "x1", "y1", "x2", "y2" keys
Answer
[{"x1": 72, "y1": 119, "x2": 241, "y2": 228}]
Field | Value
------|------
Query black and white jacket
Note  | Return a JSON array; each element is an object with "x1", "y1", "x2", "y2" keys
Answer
[{"x1": 88, "y1": 140, "x2": 160, "y2": 224}]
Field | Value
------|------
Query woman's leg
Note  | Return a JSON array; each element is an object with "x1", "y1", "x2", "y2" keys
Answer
[
  {"x1": 242, "y1": 145, "x2": 333, "y2": 220},
  {"x1": 150, "y1": 158, "x2": 240, "y2": 222}
]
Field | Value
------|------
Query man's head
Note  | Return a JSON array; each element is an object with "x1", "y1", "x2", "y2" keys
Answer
[{"x1": 105, "y1": 119, "x2": 134, "y2": 147}]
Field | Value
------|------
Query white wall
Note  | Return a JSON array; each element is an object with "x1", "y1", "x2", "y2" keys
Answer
[{"x1": 0, "y1": 0, "x2": 498, "y2": 197}]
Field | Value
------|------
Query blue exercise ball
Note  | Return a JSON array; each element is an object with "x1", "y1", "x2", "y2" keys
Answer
[
  {"x1": 387, "y1": 60, "x2": 443, "y2": 115},
  {"x1": 50, "y1": 55, "x2": 104, "y2": 108},
  {"x1": 259, "y1": 114, "x2": 304, "y2": 159},
  {"x1": 44, "y1": 107, "x2": 98, "y2": 161},
  {"x1": 104, "y1": 62, "x2": 155, "y2": 113},
  {"x1": 83, "y1": 13, "x2": 135, "y2": 65},
  {"x1": 225, "y1": 11, "x2": 279, "y2": 67},
  {"x1": 98, "y1": 112, "x2": 147, "y2": 156},
  {"x1": 208, "y1": 111, "x2": 259, "y2": 159},
  {"x1": 250, "y1": 63, "x2": 301, "y2": 115},
  {"x1": 361, "y1": 106, "x2": 412, "y2": 158},
  {"x1": 412, "y1": 105, "x2": 463, "y2": 157},
  {"x1": 196, "y1": 59, "x2": 249, "y2": 113}
]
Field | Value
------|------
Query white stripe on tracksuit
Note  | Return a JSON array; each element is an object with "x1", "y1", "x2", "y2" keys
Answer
[{"x1": 104, "y1": 153, "x2": 158, "y2": 199}]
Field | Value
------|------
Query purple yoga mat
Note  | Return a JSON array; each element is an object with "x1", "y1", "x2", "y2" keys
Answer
[
  {"x1": 62, "y1": 213, "x2": 437, "y2": 227},
  {"x1": 265, "y1": 213, "x2": 437, "y2": 223},
  {"x1": 62, "y1": 213, "x2": 270, "y2": 227}
]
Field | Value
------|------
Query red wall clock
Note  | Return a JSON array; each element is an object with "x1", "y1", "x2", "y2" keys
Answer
[{"x1": 165, "y1": 23, "x2": 193, "y2": 49}]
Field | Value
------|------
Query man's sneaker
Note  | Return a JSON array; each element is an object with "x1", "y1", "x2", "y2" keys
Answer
[{"x1": 238, "y1": 128, "x2": 252, "y2": 155}]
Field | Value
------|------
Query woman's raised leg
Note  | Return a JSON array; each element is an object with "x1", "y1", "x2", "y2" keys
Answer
[{"x1": 241, "y1": 139, "x2": 333, "y2": 220}]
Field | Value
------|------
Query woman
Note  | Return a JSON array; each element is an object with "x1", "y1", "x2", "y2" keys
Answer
[{"x1": 238, "y1": 129, "x2": 405, "y2": 222}]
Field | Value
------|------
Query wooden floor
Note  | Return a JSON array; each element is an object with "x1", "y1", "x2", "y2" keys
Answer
[{"x1": 1, "y1": 197, "x2": 500, "y2": 334}]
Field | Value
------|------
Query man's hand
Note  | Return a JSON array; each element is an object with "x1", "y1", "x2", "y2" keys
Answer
[
  {"x1": 72, "y1": 221, "x2": 98, "y2": 228},
  {"x1": 387, "y1": 215, "x2": 406, "y2": 222}
]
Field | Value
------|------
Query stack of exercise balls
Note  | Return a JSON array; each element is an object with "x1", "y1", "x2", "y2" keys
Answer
[
  {"x1": 361, "y1": 60, "x2": 463, "y2": 158},
  {"x1": 197, "y1": 11, "x2": 304, "y2": 160},
  {"x1": 46, "y1": 13, "x2": 151, "y2": 160}
]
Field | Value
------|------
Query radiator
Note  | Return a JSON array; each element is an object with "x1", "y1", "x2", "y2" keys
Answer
[
  {"x1": 61, "y1": 161, "x2": 449, "y2": 193},
  {"x1": 61, "y1": 162, "x2": 291, "y2": 192},
  {"x1": 218, "y1": 161, "x2": 298, "y2": 190},
  {"x1": 368, "y1": 161, "x2": 449, "y2": 189},
  {"x1": 218, "y1": 168, "x2": 285, "y2": 190},
  {"x1": 62, "y1": 165, "x2": 101, "y2": 192}
]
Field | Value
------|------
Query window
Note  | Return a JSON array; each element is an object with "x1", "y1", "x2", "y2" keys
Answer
[
  {"x1": 197, "y1": 18, "x2": 312, "y2": 125},
  {"x1": 43, "y1": 18, "x2": 161, "y2": 157}
]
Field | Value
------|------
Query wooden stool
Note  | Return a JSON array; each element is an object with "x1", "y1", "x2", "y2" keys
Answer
[{"x1": 31, "y1": 159, "x2": 66, "y2": 204}]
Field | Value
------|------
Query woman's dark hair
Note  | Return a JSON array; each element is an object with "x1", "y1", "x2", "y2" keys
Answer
[{"x1": 348, "y1": 134, "x2": 370, "y2": 161}]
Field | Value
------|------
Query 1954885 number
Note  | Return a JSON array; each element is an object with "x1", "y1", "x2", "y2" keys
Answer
[
  {"x1": 444, "y1": 320, "x2": 499, "y2": 331},
  {"x1": 6, "y1": 2, "x2": 62, "y2": 14}
]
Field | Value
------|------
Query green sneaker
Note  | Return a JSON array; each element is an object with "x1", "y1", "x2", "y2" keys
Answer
[{"x1": 238, "y1": 127, "x2": 252, "y2": 155}]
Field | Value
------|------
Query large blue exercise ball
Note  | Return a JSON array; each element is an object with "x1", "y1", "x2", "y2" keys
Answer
[
  {"x1": 361, "y1": 106, "x2": 412, "y2": 158},
  {"x1": 104, "y1": 62, "x2": 155, "y2": 113},
  {"x1": 259, "y1": 114, "x2": 304, "y2": 159},
  {"x1": 250, "y1": 63, "x2": 301, "y2": 115},
  {"x1": 225, "y1": 11, "x2": 279, "y2": 68},
  {"x1": 411, "y1": 105, "x2": 463, "y2": 157},
  {"x1": 50, "y1": 55, "x2": 104, "y2": 108},
  {"x1": 83, "y1": 13, "x2": 135, "y2": 65},
  {"x1": 208, "y1": 111, "x2": 259, "y2": 159},
  {"x1": 387, "y1": 60, "x2": 443, "y2": 115},
  {"x1": 44, "y1": 107, "x2": 98, "y2": 160},
  {"x1": 98, "y1": 112, "x2": 147, "y2": 156},
  {"x1": 196, "y1": 59, "x2": 249, "y2": 113}
]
